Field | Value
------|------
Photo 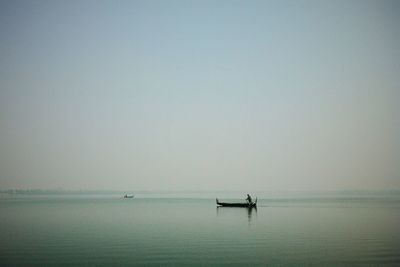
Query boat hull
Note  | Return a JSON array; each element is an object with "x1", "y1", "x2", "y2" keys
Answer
[{"x1": 216, "y1": 198, "x2": 257, "y2": 208}]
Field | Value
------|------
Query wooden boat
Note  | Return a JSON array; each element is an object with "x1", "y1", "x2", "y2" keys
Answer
[
  {"x1": 216, "y1": 198, "x2": 257, "y2": 208},
  {"x1": 124, "y1": 194, "x2": 134, "y2": 198}
]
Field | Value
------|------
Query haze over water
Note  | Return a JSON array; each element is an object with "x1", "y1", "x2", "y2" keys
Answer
[
  {"x1": 1, "y1": 0, "x2": 399, "y2": 192},
  {"x1": 1, "y1": 0, "x2": 400, "y2": 266}
]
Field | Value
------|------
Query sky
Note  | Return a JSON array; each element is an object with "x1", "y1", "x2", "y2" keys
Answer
[{"x1": 0, "y1": 0, "x2": 399, "y2": 191}]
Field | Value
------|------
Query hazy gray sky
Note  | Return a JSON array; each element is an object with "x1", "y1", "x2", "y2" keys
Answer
[{"x1": 1, "y1": 0, "x2": 399, "y2": 191}]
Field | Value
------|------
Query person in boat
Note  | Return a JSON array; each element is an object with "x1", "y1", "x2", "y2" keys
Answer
[{"x1": 246, "y1": 194, "x2": 252, "y2": 204}]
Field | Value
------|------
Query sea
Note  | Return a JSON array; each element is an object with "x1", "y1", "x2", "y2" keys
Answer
[{"x1": 1, "y1": 191, "x2": 399, "y2": 266}]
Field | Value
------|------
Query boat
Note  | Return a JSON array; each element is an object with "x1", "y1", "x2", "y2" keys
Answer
[
  {"x1": 216, "y1": 198, "x2": 257, "y2": 208},
  {"x1": 124, "y1": 194, "x2": 134, "y2": 198}
]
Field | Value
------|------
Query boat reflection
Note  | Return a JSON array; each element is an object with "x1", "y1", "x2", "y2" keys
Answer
[{"x1": 216, "y1": 206, "x2": 257, "y2": 225}]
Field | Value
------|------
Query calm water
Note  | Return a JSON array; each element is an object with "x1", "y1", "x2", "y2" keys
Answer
[{"x1": 1, "y1": 193, "x2": 399, "y2": 266}]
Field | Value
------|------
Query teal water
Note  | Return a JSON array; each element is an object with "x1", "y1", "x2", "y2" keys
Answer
[{"x1": 1, "y1": 193, "x2": 399, "y2": 266}]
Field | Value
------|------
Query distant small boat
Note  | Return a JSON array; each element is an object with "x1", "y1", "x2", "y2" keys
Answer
[
  {"x1": 216, "y1": 198, "x2": 257, "y2": 208},
  {"x1": 124, "y1": 194, "x2": 134, "y2": 198}
]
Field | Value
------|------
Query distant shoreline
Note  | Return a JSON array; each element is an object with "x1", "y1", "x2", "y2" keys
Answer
[{"x1": 1, "y1": 189, "x2": 399, "y2": 196}]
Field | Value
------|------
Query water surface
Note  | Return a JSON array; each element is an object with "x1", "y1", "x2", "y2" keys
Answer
[{"x1": 1, "y1": 192, "x2": 399, "y2": 266}]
